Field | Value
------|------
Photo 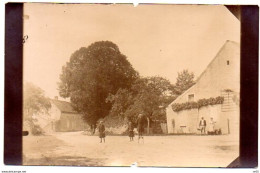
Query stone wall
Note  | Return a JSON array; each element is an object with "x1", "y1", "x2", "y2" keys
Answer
[{"x1": 102, "y1": 115, "x2": 128, "y2": 135}]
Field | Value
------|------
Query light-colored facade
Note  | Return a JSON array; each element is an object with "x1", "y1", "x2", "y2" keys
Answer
[{"x1": 166, "y1": 40, "x2": 240, "y2": 136}]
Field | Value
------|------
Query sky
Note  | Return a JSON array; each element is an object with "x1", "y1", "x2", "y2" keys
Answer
[{"x1": 23, "y1": 3, "x2": 240, "y2": 100}]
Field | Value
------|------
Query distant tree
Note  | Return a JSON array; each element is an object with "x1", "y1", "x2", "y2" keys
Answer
[
  {"x1": 23, "y1": 82, "x2": 51, "y2": 134},
  {"x1": 174, "y1": 69, "x2": 195, "y2": 95},
  {"x1": 106, "y1": 76, "x2": 176, "y2": 131},
  {"x1": 58, "y1": 41, "x2": 139, "y2": 126}
]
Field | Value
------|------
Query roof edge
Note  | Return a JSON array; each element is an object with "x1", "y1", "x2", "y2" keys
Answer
[
  {"x1": 167, "y1": 40, "x2": 239, "y2": 108},
  {"x1": 195, "y1": 40, "x2": 239, "y2": 83}
]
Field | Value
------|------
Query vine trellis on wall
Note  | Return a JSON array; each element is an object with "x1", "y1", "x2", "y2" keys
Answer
[{"x1": 171, "y1": 96, "x2": 224, "y2": 112}]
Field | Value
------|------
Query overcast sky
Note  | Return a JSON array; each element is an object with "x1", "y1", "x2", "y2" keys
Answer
[{"x1": 23, "y1": 3, "x2": 240, "y2": 100}]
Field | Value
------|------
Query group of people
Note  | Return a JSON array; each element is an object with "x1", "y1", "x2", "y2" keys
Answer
[
  {"x1": 97, "y1": 113, "x2": 146, "y2": 143},
  {"x1": 97, "y1": 115, "x2": 217, "y2": 143},
  {"x1": 129, "y1": 113, "x2": 146, "y2": 143},
  {"x1": 198, "y1": 117, "x2": 216, "y2": 135}
]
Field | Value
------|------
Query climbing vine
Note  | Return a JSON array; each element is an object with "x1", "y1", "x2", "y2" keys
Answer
[{"x1": 171, "y1": 96, "x2": 224, "y2": 112}]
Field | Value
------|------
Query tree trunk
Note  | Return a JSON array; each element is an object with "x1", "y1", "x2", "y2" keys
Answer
[
  {"x1": 147, "y1": 117, "x2": 150, "y2": 134},
  {"x1": 91, "y1": 124, "x2": 96, "y2": 135}
]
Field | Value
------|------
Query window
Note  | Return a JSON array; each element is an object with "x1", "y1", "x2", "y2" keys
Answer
[
  {"x1": 188, "y1": 94, "x2": 194, "y2": 102},
  {"x1": 227, "y1": 60, "x2": 230, "y2": 65}
]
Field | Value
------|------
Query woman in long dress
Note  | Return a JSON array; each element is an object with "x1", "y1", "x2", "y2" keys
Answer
[{"x1": 208, "y1": 117, "x2": 215, "y2": 135}]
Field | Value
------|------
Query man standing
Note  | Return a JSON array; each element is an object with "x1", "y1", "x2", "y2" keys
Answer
[
  {"x1": 137, "y1": 113, "x2": 145, "y2": 143},
  {"x1": 199, "y1": 117, "x2": 207, "y2": 134}
]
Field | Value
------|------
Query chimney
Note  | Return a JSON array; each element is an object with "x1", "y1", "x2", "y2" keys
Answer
[{"x1": 54, "y1": 96, "x2": 58, "y2": 100}]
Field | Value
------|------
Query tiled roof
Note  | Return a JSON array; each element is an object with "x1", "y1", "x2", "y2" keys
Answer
[{"x1": 50, "y1": 99, "x2": 79, "y2": 113}]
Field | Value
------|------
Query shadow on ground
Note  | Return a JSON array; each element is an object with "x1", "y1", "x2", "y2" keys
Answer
[{"x1": 23, "y1": 155, "x2": 106, "y2": 166}]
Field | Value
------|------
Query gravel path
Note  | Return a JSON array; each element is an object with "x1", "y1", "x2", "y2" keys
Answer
[{"x1": 23, "y1": 131, "x2": 239, "y2": 167}]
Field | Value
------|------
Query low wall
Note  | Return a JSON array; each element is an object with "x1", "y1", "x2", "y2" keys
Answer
[{"x1": 102, "y1": 115, "x2": 128, "y2": 135}]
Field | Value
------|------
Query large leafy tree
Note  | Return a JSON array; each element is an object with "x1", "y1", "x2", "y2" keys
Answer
[
  {"x1": 58, "y1": 41, "x2": 139, "y2": 125},
  {"x1": 174, "y1": 69, "x2": 195, "y2": 95}
]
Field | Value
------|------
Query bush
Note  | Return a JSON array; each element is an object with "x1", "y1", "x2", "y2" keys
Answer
[{"x1": 31, "y1": 124, "x2": 44, "y2": 136}]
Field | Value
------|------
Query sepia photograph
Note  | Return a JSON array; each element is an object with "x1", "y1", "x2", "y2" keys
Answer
[{"x1": 21, "y1": 3, "x2": 241, "y2": 167}]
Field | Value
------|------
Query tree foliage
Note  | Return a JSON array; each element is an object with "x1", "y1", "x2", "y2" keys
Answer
[
  {"x1": 174, "y1": 69, "x2": 195, "y2": 95},
  {"x1": 23, "y1": 82, "x2": 51, "y2": 120},
  {"x1": 106, "y1": 76, "x2": 175, "y2": 123},
  {"x1": 58, "y1": 41, "x2": 139, "y2": 125},
  {"x1": 23, "y1": 82, "x2": 51, "y2": 134},
  {"x1": 106, "y1": 88, "x2": 134, "y2": 117}
]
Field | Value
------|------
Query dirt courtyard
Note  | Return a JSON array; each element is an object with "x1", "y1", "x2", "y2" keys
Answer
[{"x1": 23, "y1": 131, "x2": 239, "y2": 167}]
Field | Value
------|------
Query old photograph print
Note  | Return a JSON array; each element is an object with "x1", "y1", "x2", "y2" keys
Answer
[{"x1": 22, "y1": 3, "x2": 240, "y2": 167}]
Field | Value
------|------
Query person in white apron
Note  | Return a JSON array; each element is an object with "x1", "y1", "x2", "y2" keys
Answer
[{"x1": 208, "y1": 117, "x2": 216, "y2": 135}]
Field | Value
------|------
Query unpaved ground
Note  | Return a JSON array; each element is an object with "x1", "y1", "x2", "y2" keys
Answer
[{"x1": 23, "y1": 131, "x2": 239, "y2": 167}]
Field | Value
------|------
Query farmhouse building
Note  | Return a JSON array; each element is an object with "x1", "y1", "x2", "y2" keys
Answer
[
  {"x1": 166, "y1": 40, "x2": 240, "y2": 136},
  {"x1": 36, "y1": 97, "x2": 88, "y2": 133}
]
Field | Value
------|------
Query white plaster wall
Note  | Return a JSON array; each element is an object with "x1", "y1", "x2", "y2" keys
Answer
[
  {"x1": 176, "y1": 109, "x2": 199, "y2": 133},
  {"x1": 166, "y1": 107, "x2": 175, "y2": 133},
  {"x1": 167, "y1": 107, "x2": 198, "y2": 134},
  {"x1": 198, "y1": 105, "x2": 221, "y2": 130},
  {"x1": 167, "y1": 104, "x2": 239, "y2": 135},
  {"x1": 172, "y1": 41, "x2": 240, "y2": 104},
  {"x1": 166, "y1": 41, "x2": 240, "y2": 134}
]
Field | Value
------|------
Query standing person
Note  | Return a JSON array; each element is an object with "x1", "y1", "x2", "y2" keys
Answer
[
  {"x1": 98, "y1": 120, "x2": 106, "y2": 143},
  {"x1": 137, "y1": 113, "x2": 145, "y2": 143},
  {"x1": 208, "y1": 117, "x2": 216, "y2": 135},
  {"x1": 128, "y1": 121, "x2": 135, "y2": 142},
  {"x1": 199, "y1": 117, "x2": 207, "y2": 135}
]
